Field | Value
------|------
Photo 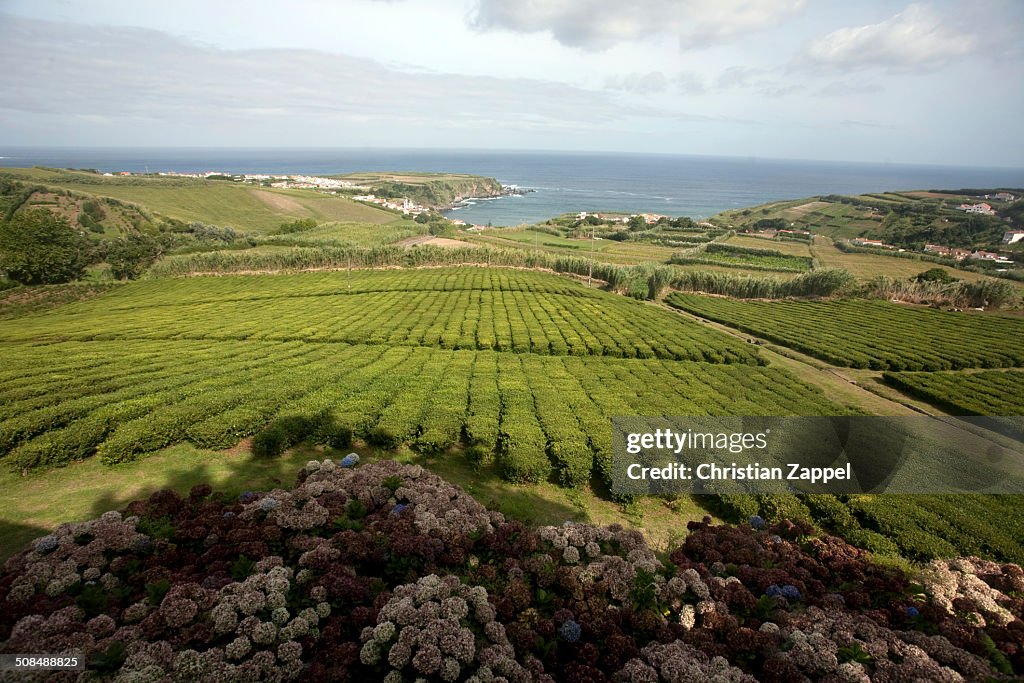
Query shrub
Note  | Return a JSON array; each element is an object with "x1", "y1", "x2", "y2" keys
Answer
[{"x1": 0, "y1": 209, "x2": 92, "y2": 284}]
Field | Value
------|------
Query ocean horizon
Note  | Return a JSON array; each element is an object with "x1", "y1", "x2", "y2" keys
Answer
[{"x1": 2, "y1": 147, "x2": 1022, "y2": 226}]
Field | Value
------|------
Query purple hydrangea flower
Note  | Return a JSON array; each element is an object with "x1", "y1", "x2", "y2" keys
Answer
[
  {"x1": 749, "y1": 515, "x2": 766, "y2": 529},
  {"x1": 558, "y1": 619, "x2": 582, "y2": 643},
  {"x1": 391, "y1": 503, "x2": 408, "y2": 516},
  {"x1": 765, "y1": 585, "x2": 783, "y2": 599},
  {"x1": 239, "y1": 492, "x2": 256, "y2": 503},
  {"x1": 781, "y1": 585, "x2": 801, "y2": 601},
  {"x1": 34, "y1": 535, "x2": 59, "y2": 554}
]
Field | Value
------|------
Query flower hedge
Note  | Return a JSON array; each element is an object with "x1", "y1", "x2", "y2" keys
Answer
[{"x1": 1, "y1": 460, "x2": 1021, "y2": 681}]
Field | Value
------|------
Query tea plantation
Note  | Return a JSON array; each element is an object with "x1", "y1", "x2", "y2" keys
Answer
[
  {"x1": 666, "y1": 294, "x2": 1024, "y2": 370},
  {"x1": 2, "y1": 267, "x2": 1022, "y2": 565},
  {"x1": 0, "y1": 268, "x2": 837, "y2": 488}
]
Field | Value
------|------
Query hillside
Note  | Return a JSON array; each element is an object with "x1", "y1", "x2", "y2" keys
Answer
[
  {"x1": 712, "y1": 189, "x2": 1023, "y2": 249},
  {"x1": 0, "y1": 167, "x2": 398, "y2": 233},
  {"x1": 336, "y1": 171, "x2": 506, "y2": 209}
]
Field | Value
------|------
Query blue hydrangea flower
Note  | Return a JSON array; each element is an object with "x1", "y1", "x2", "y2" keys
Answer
[
  {"x1": 749, "y1": 515, "x2": 766, "y2": 529},
  {"x1": 769, "y1": 535, "x2": 783, "y2": 544},
  {"x1": 34, "y1": 535, "x2": 59, "y2": 554},
  {"x1": 223, "y1": 511, "x2": 235, "y2": 519},
  {"x1": 239, "y1": 491, "x2": 256, "y2": 504},
  {"x1": 259, "y1": 497, "x2": 279, "y2": 512},
  {"x1": 781, "y1": 585, "x2": 801, "y2": 601},
  {"x1": 765, "y1": 585, "x2": 783, "y2": 599},
  {"x1": 340, "y1": 453, "x2": 360, "y2": 469},
  {"x1": 558, "y1": 619, "x2": 582, "y2": 643},
  {"x1": 391, "y1": 503, "x2": 408, "y2": 516},
  {"x1": 906, "y1": 606, "x2": 920, "y2": 618}
]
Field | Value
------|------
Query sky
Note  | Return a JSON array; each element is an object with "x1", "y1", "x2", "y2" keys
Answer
[{"x1": 0, "y1": 0, "x2": 1021, "y2": 166}]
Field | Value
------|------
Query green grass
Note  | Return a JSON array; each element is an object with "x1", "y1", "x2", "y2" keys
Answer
[
  {"x1": 812, "y1": 237, "x2": 1008, "y2": 283},
  {"x1": 0, "y1": 439, "x2": 716, "y2": 563},
  {"x1": 0, "y1": 167, "x2": 396, "y2": 232},
  {"x1": 0, "y1": 442, "x2": 312, "y2": 561}
]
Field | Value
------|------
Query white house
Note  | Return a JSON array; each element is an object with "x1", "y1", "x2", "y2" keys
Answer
[
  {"x1": 852, "y1": 238, "x2": 890, "y2": 248},
  {"x1": 958, "y1": 202, "x2": 996, "y2": 215},
  {"x1": 1003, "y1": 230, "x2": 1024, "y2": 245}
]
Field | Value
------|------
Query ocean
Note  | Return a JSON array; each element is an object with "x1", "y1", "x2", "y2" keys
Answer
[{"x1": 2, "y1": 147, "x2": 1022, "y2": 226}]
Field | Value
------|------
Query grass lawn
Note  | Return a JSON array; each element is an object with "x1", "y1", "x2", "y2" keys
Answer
[{"x1": 0, "y1": 441, "x2": 714, "y2": 562}]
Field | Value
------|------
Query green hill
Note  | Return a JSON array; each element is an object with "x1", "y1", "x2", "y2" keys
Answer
[
  {"x1": 0, "y1": 167, "x2": 397, "y2": 233},
  {"x1": 712, "y1": 189, "x2": 1023, "y2": 249},
  {"x1": 337, "y1": 171, "x2": 504, "y2": 208}
]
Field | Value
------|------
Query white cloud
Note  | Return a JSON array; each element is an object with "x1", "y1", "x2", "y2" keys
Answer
[
  {"x1": 715, "y1": 66, "x2": 763, "y2": 89},
  {"x1": 604, "y1": 71, "x2": 668, "y2": 94},
  {"x1": 674, "y1": 71, "x2": 707, "y2": 95},
  {"x1": 803, "y1": 3, "x2": 977, "y2": 71},
  {"x1": 0, "y1": 16, "x2": 629, "y2": 144},
  {"x1": 471, "y1": 0, "x2": 805, "y2": 50}
]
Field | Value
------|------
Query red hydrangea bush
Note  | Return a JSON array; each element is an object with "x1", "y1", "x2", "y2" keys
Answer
[{"x1": 1, "y1": 460, "x2": 1020, "y2": 681}]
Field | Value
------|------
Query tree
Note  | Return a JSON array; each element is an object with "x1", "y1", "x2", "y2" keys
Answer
[
  {"x1": 914, "y1": 268, "x2": 957, "y2": 284},
  {"x1": 628, "y1": 215, "x2": 646, "y2": 231},
  {"x1": 106, "y1": 234, "x2": 160, "y2": 280},
  {"x1": 0, "y1": 209, "x2": 90, "y2": 284}
]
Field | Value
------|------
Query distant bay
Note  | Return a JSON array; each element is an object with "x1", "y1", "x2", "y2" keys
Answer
[{"x1": 2, "y1": 147, "x2": 1022, "y2": 226}]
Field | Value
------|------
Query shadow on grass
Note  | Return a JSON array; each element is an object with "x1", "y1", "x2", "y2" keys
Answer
[
  {"x1": 0, "y1": 519, "x2": 51, "y2": 564},
  {"x1": 365, "y1": 447, "x2": 584, "y2": 528},
  {"x1": 2, "y1": 439, "x2": 582, "y2": 562},
  {"x1": 80, "y1": 440, "x2": 582, "y2": 530},
  {"x1": 83, "y1": 447, "x2": 304, "y2": 522}
]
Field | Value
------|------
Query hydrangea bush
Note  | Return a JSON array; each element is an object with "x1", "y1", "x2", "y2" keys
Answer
[{"x1": 0, "y1": 460, "x2": 1020, "y2": 681}]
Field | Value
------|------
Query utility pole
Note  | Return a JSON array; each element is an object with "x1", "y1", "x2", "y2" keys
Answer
[{"x1": 347, "y1": 252, "x2": 351, "y2": 291}]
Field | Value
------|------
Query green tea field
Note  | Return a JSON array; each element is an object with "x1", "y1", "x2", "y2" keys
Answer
[
  {"x1": 666, "y1": 294, "x2": 1024, "y2": 370},
  {"x1": 0, "y1": 269, "x2": 839, "y2": 485}
]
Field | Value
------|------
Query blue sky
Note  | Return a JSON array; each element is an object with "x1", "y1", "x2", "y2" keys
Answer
[{"x1": 0, "y1": 0, "x2": 1021, "y2": 166}]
